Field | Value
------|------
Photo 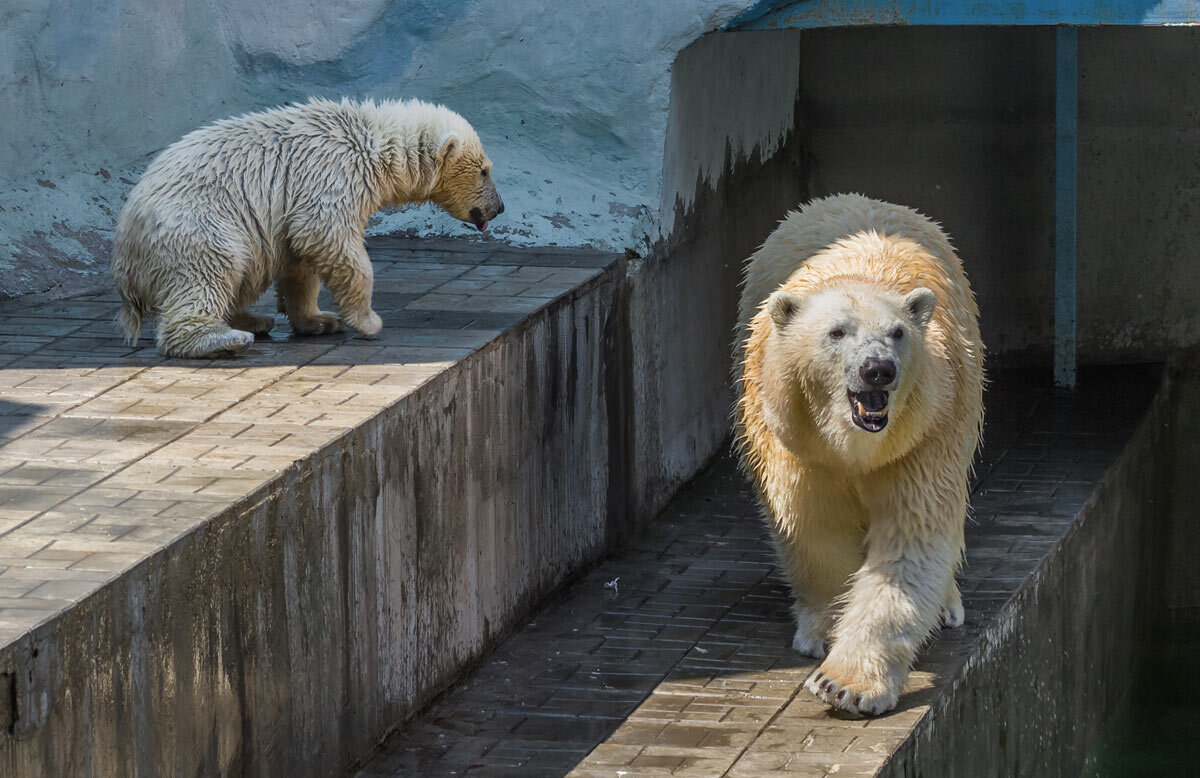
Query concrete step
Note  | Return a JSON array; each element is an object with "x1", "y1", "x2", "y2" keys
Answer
[
  {"x1": 0, "y1": 238, "x2": 641, "y2": 777},
  {"x1": 355, "y1": 367, "x2": 1165, "y2": 777}
]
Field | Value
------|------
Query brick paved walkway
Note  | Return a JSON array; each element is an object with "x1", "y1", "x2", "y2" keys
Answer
[
  {"x1": 357, "y1": 369, "x2": 1157, "y2": 778},
  {"x1": 0, "y1": 239, "x2": 615, "y2": 649}
]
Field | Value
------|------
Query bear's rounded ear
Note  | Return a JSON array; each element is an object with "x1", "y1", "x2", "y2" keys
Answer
[
  {"x1": 437, "y1": 133, "x2": 461, "y2": 167},
  {"x1": 767, "y1": 290, "x2": 804, "y2": 330},
  {"x1": 904, "y1": 287, "x2": 937, "y2": 328}
]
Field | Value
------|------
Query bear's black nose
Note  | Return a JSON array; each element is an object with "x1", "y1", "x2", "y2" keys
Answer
[
  {"x1": 860, "y1": 357, "x2": 897, "y2": 388},
  {"x1": 496, "y1": 199, "x2": 505, "y2": 216}
]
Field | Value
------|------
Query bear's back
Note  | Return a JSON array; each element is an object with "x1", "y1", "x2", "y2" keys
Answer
[{"x1": 738, "y1": 194, "x2": 966, "y2": 334}]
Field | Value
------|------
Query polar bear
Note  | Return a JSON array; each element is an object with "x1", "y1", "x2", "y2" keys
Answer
[
  {"x1": 734, "y1": 194, "x2": 984, "y2": 716},
  {"x1": 112, "y1": 97, "x2": 504, "y2": 358}
]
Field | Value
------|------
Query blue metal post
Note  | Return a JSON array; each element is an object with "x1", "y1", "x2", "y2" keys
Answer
[{"x1": 1054, "y1": 26, "x2": 1078, "y2": 390}]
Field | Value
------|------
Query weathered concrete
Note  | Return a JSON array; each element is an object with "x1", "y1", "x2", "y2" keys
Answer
[
  {"x1": 0, "y1": 240, "x2": 637, "y2": 776},
  {"x1": 1161, "y1": 350, "x2": 1200, "y2": 613},
  {"x1": 355, "y1": 367, "x2": 1162, "y2": 777},
  {"x1": 625, "y1": 30, "x2": 808, "y2": 524}
]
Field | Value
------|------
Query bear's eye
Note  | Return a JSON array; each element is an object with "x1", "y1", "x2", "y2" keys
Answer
[
  {"x1": 829, "y1": 328, "x2": 845, "y2": 340},
  {"x1": 481, "y1": 168, "x2": 489, "y2": 178},
  {"x1": 892, "y1": 327, "x2": 904, "y2": 340}
]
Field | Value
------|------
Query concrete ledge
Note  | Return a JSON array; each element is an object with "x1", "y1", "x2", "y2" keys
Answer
[
  {"x1": 0, "y1": 239, "x2": 640, "y2": 776},
  {"x1": 880, "y1": 367, "x2": 1168, "y2": 777}
]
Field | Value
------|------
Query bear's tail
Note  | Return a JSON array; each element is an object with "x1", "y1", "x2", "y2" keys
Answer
[{"x1": 117, "y1": 292, "x2": 147, "y2": 346}]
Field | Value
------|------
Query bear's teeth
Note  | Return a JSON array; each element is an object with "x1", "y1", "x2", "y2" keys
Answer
[{"x1": 856, "y1": 400, "x2": 888, "y2": 418}]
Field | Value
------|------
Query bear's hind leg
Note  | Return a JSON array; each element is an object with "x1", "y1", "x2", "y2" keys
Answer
[
  {"x1": 157, "y1": 308, "x2": 254, "y2": 359},
  {"x1": 277, "y1": 261, "x2": 343, "y2": 336},
  {"x1": 770, "y1": 483, "x2": 865, "y2": 662},
  {"x1": 228, "y1": 310, "x2": 276, "y2": 337},
  {"x1": 941, "y1": 579, "x2": 964, "y2": 628},
  {"x1": 791, "y1": 603, "x2": 830, "y2": 659}
]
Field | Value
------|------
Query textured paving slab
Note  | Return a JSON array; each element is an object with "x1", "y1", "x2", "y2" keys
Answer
[
  {"x1": 0, "y1": 238, "x2": 616, "y2": 650},
  {"x1": 357, "y1": 368, "x2": 1158, "y2": 778}
]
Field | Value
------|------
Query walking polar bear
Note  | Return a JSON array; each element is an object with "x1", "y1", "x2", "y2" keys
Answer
[
  {"x1": 113, "y1": 97, "x2": 504, "y2": 358},
  {"x1": 735, "y1": 194, "x2": 984, "y2": 716}
]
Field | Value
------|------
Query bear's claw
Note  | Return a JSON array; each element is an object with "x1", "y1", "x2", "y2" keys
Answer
[{"x1": 804, "y1": 667, "x2": 898, "y2": 717}]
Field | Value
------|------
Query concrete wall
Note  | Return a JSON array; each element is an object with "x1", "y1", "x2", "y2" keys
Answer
[
  {"x1": 789, "y1": 25, "x2": 1200, "y2": 366},
  {"x1": 0, "y1": 0, "x2": 764, "y2": 298},
  {"x1": 627, "y1": 29, "x2": 808, "y2": 522},
  {"x1": 1, "y1": 263, "x2": 629, "y2": 777},
  {"x1": 1162, "y1": 351, "x2": 1200, "y2": 613}
]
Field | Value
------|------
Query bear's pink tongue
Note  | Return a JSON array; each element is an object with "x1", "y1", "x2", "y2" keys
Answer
[{"x1": 477, "y1": 221, "x2": 488, "y2": 232}]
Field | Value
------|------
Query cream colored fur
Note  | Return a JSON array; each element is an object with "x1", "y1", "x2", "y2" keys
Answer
[
  {"x1": 112, "y1": 97, "x2": 501, "y2": 358},
  {"x1": 735, "y1": 193, "x2": 984, "y2": 716}
]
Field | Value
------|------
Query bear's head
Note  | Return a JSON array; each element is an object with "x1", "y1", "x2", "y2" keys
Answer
[
  {"x1": 428, "y1": 132, "x2": 505, "y2": 232},
  {"x1": 760, "y1": 280, "x2": 939, "y2": 462}
]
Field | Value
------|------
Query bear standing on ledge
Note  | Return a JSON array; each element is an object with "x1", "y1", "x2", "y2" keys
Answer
[
  {"x1": 734, "y1": 193, "x2": 984, "y2": 716},
  {"x1": 113, "y1": 97, "x2": 504, "y2": 359}
]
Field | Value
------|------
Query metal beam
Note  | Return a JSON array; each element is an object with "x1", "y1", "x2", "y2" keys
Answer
[
  {"x1": 1054, "y1": 25, "x2": 1078, "y2": 390},
  {"x1": 728, "y1": 1, "x2": 1200, "y2": 31}
]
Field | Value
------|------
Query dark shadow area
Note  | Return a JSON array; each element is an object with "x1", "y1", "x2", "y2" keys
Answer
[
  {"x1": 0, "y1": 399, "x2": 52, "y2": 442},
  {"x1": 356, "y1": 366, "x2": 1161, "y2": 777},
  {"x1": 792, "y1": 25, "x2": 1200, "y2": 369},
  {"x1": 1081, "y1": 609, "x2": 1200, "y2": 777}
]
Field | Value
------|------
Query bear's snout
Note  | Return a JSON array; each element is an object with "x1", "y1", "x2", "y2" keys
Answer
[{"x1": 859, "y1": 357, "x2": 897, "y2": 389}]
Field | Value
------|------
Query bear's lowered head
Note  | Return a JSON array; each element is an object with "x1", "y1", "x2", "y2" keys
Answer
[
  {"x1": 372, "y1": 98, "x2": 505, "y2": 231},
  {"x1": 428, "y1": 130, "x2": 505, "y2": 231}
]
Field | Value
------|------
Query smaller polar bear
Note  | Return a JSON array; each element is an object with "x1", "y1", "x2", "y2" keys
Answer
[
  {"x1": 112, "y1": 97, "x2": 504, "y2": 358},
  {"x1": 735, "y1": 194, "x2": 984, "y2": 716}
]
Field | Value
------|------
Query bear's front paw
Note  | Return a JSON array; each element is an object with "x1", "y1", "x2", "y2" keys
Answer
[
  {"x1": 805, "y1": 662, "x2": 898, "y2": 717},
  {"x1": 291, "y1": 311, "x2": 344, "y2": 336},
  {"x1": 344, "y1": 309, "x2": 382, "y2": 338}
]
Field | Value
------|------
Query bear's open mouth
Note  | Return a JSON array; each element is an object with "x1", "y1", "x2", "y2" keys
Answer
[{"x1": 848, "y1": 389, "x2": 889, "y2": 433}]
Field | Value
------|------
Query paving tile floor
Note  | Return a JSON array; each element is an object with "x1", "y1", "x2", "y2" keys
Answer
[
  {"x1": 357, "y1": 367, "x2": 1159, "y2": 778},
  {"x1": 0, "y1": 238, "x2": 616, "y2": 648}
]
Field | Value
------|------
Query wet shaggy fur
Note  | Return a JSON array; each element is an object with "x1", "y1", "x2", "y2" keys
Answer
[
  {"x1": 735, "y1": 194, "x2": 984, "y2": 716},
  {"x1": 112, "y1": 97, "x2": 504, "y2": 358}
]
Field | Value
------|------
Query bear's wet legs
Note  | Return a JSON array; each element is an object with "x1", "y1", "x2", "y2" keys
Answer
[
  {"x1": 277, "y1": 261, "x2": 343, "y2": 336},
  {"x1": 310, "y1": 240, "x2": 381, "y2": 338},
  {"x1": 156, "y1": 310, "x2": 255, "y2": 359},
  {"x1": 227, "y1": 310, "x2": 275, "y2": 336},
  {"x1": 769, "y1": 479, "x2": 865, "y2": 662},
  {"x1": 790, "y1": 603, "x2": 829, "y2": 659},
  {"x1": 941, "y1": 579, "x2": 965, "y2": 627},
  {"x1": 805, "y1": 525, "x2": 957, "y2": 716}
]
